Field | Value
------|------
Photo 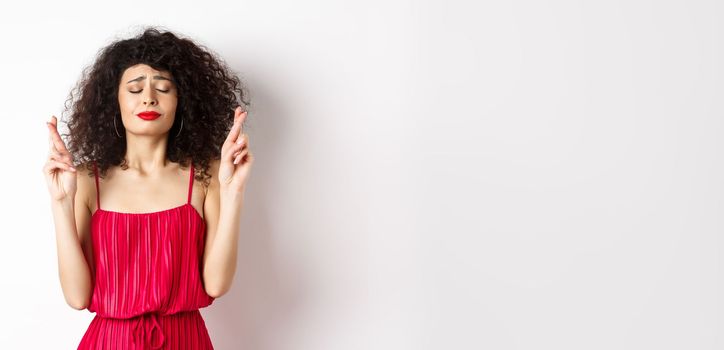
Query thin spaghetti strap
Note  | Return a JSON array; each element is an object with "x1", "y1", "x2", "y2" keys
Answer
[
  {"x1": 187, "y1": 163, "x2": 194, "y2": 204},
  {"x1": 93, "y1": 161, "x2": 101, "y2": 210}
]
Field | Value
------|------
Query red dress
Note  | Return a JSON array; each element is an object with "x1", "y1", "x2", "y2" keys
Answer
[{"x1": 78, "y1": 162, "x2": 216, "y2": 349}]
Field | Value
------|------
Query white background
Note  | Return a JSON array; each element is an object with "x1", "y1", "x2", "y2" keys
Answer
[{"x1": 0, "y1": 0, "x2": 722, "y2": 349}]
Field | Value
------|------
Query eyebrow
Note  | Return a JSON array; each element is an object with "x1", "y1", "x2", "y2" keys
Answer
[{"x1": 126, "y1": 75, "x2": 174, "y2": 84}]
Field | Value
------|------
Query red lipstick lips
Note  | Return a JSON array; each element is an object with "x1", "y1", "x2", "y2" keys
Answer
[{"x1": 137, "y1": 111, "x2": 161, "y2": 120}]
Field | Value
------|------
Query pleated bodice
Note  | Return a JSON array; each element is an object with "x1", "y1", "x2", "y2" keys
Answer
[{"x1": 86, "y1": 162, "x2": 215, "y2": 319}]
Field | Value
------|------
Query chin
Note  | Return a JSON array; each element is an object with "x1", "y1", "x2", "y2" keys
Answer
[{"x1": 127, "y1": 128, "x2": 171, "y2": 137}]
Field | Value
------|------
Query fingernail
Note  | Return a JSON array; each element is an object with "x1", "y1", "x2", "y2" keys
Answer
[{"x1": 236, "y1": 139, "x2": 243, "y2": 144}]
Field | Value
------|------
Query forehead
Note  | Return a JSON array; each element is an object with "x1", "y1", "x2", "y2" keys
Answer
[{"x1": 121, "y1": 64, "x2": 172, "y2": 79}]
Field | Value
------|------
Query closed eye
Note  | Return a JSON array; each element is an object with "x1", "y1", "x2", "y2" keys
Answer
[{"x1": 129, "y1": 89, "x2": 170, "y2": 94}]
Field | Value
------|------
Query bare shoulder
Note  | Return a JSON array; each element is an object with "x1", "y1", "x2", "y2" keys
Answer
[
  {"x1": 204, "y1": 159, "x2": 221, "y2": 191},
  {"x1": 201, "y1": 159, "x2": 222, "y2": 225},
  {"x1": 73, "y1": 162, "x2": 96, "y2": 214}
]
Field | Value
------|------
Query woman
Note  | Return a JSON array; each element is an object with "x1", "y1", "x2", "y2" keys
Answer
[{"x1": 43, "y1": 27, "x2": 254, "y2": 349}]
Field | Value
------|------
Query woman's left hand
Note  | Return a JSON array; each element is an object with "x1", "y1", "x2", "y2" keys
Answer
[{"x1": 219, "y1": 106, "x2": 254, "y2": 193}]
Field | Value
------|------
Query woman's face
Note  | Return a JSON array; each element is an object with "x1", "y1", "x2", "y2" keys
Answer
[{"x1": 118, "y1": 63, "x2": 178, "y2": 137}]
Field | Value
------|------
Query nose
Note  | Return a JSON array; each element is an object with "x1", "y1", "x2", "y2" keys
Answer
[{"x1": 142, "y1": 88, "x2": 157, "y2": 106}]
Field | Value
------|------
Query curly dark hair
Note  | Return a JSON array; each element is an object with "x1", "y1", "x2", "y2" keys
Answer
[{"x1": 62, "y1": 26, "x2": 250, "y2": 187}]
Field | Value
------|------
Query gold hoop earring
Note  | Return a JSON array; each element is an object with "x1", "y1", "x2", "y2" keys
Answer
[
  {"x1": 113, "y1": 115, "x2": 123, "y2": 138},
  {"x1": 175, "y1": 118, "x2": 184, "y2": 138}
]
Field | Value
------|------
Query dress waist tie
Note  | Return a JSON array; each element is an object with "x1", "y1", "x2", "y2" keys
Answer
[{"x1": 131, "y1": 312, "x2": 166, "y2": 349}]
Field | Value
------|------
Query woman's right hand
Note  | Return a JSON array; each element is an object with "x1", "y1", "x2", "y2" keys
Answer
[{"x1": 43, "y1": 115, "x2": 78, "y2": 202}]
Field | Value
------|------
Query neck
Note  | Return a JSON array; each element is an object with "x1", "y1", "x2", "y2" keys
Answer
[{"x1": 124, "y1": 133, "x2": 170, "y2": 175}]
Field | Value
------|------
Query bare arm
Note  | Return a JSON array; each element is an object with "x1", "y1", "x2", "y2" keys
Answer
[
  {"x1": 51, "y1": 193, "x2": 93, "y2": 310},
  {"x1": 202, "y1": 107, "x2": 253, "y2": 298},
  {"x1": 44, "y1": 116, "x2": 93, "y2": 310},
  {"x1": 202, "y1": 159, "x2": 245, "y2": 298}
]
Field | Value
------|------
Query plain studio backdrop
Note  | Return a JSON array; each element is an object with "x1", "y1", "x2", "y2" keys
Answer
[{"x1": 0, "y1": 0, "x2": 722, "y2": 349}]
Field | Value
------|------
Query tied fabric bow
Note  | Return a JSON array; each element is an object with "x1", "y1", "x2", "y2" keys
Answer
[{"x1": 131, "y1": 312, "x2": 166, "y2": 349}]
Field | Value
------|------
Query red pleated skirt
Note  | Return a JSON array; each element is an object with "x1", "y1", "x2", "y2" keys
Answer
[{"x1": 77, "y1": 310, "x2": 213, "y2": 350}]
